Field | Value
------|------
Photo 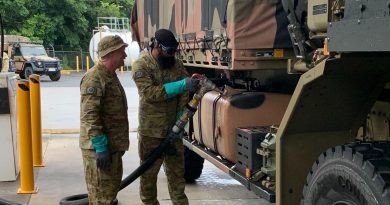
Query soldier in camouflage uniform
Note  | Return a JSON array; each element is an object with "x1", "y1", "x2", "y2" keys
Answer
[
  {"x1": 80, "y1": 35, "x2": 129, "y2": 205},
  {"x1": 132, "y1": 29, "x2": 199, "y2": 205},
  {"x1": 1, "y1": 52, "x2": 9, "y2": 72}
]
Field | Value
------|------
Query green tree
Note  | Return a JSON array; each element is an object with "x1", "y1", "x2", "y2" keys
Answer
[
  {"x1": 0, "y1": 0, "x2": 135, "y2": 50},
  {"x1": 114, "y1": 0, "x2": 135, "y2": 18},
  {"x1": 0, "y1": 0, "x2": 29, "y2": 34},
  {"x1": 96, "y1": 2, "x2": 122, "y2": 17},
  {"x1": 20, "y1": 14, "x2": 59, "y2": 44}
]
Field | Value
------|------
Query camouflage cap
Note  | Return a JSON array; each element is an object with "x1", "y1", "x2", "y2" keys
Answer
[{"x1": 98, "y1": 35, "x2": 128, "y2": 58}]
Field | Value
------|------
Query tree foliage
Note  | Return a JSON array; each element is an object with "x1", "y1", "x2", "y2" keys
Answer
[{"x1": 0, "y1": 0, "x2": 135, "y2": 50}]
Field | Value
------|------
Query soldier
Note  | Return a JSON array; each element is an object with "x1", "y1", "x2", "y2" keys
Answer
[
  {"x1": 80, "y1": 35, "x2": 129, "y2": 205},
  {"x1": 1, "y1": 52, "x2": 9, "y2": 72},
  {"x1": 132, "y1": 29, "x2": 199, "y2": 205}
]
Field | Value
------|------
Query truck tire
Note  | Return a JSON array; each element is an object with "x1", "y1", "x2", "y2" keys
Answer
[
  {"x1": 184, "y1": 147, "x2": 204, "y2": 183},
  {"x1": 23, "y1": 67, "x2": 33, "y2": 79},
  {"x1": 49, "y1": 71, "x2": 61, "y2": 81},
  {"x1": 301, "y1": 141, "x2": 390, "y2": 205}
]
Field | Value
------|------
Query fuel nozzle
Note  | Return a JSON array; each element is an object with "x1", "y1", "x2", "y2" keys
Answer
[
  {"x1": 198, "y1": 77, "x2": 223, "y2": 94},
  {"x1": 191, "y1": 73, "x2": 222, "y2": 94}
]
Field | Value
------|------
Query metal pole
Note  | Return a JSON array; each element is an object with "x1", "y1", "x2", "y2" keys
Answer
[
  {"x1": 16, "y1": 80, "x2": 38, "y2": 194},
  {"x1": 50, "y1": 44, "x2": 55, "y2": 57},
  {"x1": 1, "y1": 14, "x2": 4, "y2": 72},
  {"x1": 80, "y1": 48, "x2": 84, "y2": 71},
  {"x1": 29, "y1": 75, "x2": 45, "y2": 167},
  {"x1": 76, "y1": 56, "x2": 79, "y2": 72},
  {"x1": 86, "y1": 56, "x2": 90, "y2": 71}
]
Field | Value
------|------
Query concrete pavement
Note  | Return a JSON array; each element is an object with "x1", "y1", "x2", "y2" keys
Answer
[
  {"x1": 1, "y1": 133, "x2": 269, "y2": 205},
  {"x1": 40, "y1": 71, "x2": 139, "y2": 133}
]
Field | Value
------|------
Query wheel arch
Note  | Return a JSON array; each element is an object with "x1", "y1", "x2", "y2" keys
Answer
[
  {"x1": 23, "y1": 62, "x2": 33, "y2": 70},
  {"x1": 276, "y1": 55, "x2": 390, "y2": 205}
]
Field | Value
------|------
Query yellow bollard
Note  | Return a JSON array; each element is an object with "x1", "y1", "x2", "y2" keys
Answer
[
  {"x1": 76, "y1": 56, "x2": 80, "y2": 72},
  {"x1": 29, "y1": 75, "x2": 45, "y2": 167},
  {"x1": 120, "y1": 66, "x2": 124, "y2": 73},
  {"x1": 16, "y1": 80, "x2": 38, "y2": 194},
  {"x1": 86, "y1": 56, "x2": 90, "y2": 71}
]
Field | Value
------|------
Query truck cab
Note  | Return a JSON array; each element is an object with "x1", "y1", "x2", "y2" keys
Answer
[{"x1": 8, "y1": 42, "x2": 62, "y2": 81}]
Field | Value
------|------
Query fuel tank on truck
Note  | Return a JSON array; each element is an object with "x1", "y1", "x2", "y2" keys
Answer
[
  {"x1": 89, "y1": 26, "x2": 140, "y2": 67},
  {"x1": 193, "y1": 90, "x2": 291, "y2": 163}
]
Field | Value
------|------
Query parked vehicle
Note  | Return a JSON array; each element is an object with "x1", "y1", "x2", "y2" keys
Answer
[{"x1": 2, "y1": 35, "x2": 62, "y2": 81}]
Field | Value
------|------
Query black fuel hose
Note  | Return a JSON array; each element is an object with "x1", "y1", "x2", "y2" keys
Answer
[
  {"x1": 0, "y1": 198, "x2": 22, "y2": 205},
  {"x1": 119, "y1": 136, "x2": 170, "y2": 189},
  {"x1": 59, "y1": 136, "x2": 172, "y2": 205},
  {"x1": 61, "y1": 76, "x2": 217, "y2": 205}
]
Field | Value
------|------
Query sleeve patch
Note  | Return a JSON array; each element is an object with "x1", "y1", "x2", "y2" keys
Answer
[
  {"x1": 134, "y1": 71, "x2": 145, "y2": 79},
  {"x1": 86, "y1": 87, "x2": 97, "y2": 95}
]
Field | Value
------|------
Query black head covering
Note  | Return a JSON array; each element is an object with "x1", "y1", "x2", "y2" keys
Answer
[{"x1": 155, "y1": 29, "x2": 178, "y2": 47}]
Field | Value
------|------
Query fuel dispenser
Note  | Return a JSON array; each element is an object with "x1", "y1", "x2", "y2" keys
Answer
[{"x1": 0, "y1": 72, "x2": 18, "y2": 181}]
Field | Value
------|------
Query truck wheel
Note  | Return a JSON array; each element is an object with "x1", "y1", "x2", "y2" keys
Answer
[
  {"x1": 301, "y1": 142, "x2": 390, "y2": 205},
  {"x1": 184, "y1": 146, "x2": 204, "y2": 183},
  {"x1": 24, "y1": 67, "x2": 33, "y2": 79},
  {"x1": 49, "y1": 71, "x2": 61, "y2": 81}
]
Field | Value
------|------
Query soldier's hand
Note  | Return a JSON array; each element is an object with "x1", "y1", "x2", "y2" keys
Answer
[
  {"x1": 96, "y1": 151, "x2": 112, "y2": 170},
  {"x1": 167, "y1": 130, "x2": 183, "y2": 140},
  {"x1": 166, "y1": 131, "x2": 183, "y2": 155},
  {"x1": 185, "y1": 77, "x2": 200, "y2": 93}
]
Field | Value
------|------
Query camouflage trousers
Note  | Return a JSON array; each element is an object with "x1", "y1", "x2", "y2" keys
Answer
[
  {"x1": 82, "y1": 149, "x2": 124, "y2": 205},
  {"x1": 138, "y1": 135, "x2": 189, "y2": 205}
]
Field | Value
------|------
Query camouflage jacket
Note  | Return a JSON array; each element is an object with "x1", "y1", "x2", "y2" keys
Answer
[
  {"x1": 80, "y1": 61, "x2": 129, "y2": 151},
  {"x1": 132, "y1": 51, "x2": 189, "y2": 138}
]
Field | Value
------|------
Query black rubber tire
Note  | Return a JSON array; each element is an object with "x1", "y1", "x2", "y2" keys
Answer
[
  {"x1": 184, "y1": 146, "x2": 204, "y2": 183},
  {"x1": 18, "y1": 72, "x2": 25, "y2": 79},
  {"x1": 59, "y1": 194, "x2": 118, "y2": 205},
  {"x1": 301, "y1": 141, "x2": 390, "y2": 205},
  {"x1": 0, "y1": 197, "x2": 21, "y2": 205},
  {"x1": 24, "y1": 66, "x2": 33, "y2": 79},
  {"x1": 49, "y1": 71, "x2": 61, "y2": 81},
  {"x1": 59, "y1": 194, "x2": 88, "y2": 205}
]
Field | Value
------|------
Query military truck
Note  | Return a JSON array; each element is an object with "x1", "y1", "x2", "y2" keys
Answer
[
  {"x1": 2, "y1": 35, "x2": 62, "y2": 81},
  {"x1": 131, "y1": 0, "x2": 390, "y2": 204}
]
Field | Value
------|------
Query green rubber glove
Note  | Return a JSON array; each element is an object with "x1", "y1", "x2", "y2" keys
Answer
[
  {"x1": 163, "y1": 79, "x2": 186, "y2": 98},
  {"x1": 91, "y1": 134, "x2": 109, "y2": 153},
  {"x1": 91, "y1": 134, "x2": 112, "y2": 169}
]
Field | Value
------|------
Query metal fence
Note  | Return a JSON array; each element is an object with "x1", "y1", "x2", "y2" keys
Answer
[
  {"x1": 47, "y1": 49, "x2": 131, "y2": 71},
  {"x1": 47, "y1": 49, "x2": 94, "y2": 70}
]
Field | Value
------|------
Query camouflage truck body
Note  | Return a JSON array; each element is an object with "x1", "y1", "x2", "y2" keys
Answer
[
  {"x1": 1, "y1": 35, "x2": 62, "y2": 81},
  {"x1": 132, "y1": 0, "x2": 294, "y2": 71},
  {"x1": 132, "y1": 1, "x2": 390, "y2": 204}
]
